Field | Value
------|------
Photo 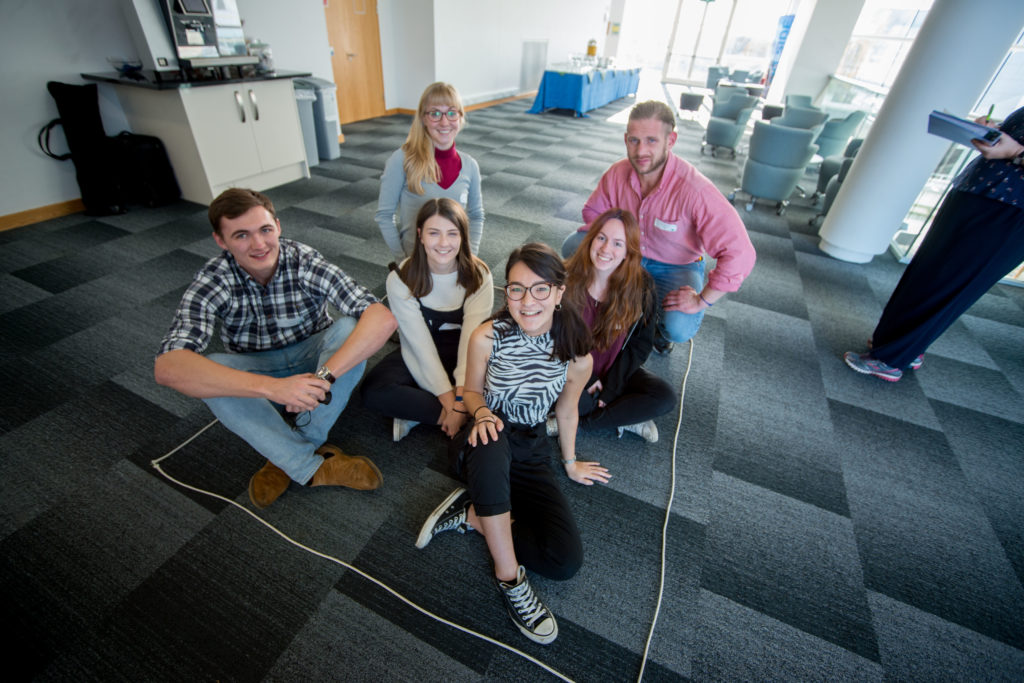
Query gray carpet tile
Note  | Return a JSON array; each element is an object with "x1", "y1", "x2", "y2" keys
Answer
[{"x1": 1, "y1": 91, "x2": 1022, "y2": 680}]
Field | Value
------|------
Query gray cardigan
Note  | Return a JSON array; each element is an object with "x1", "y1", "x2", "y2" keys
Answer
[{"x1": 374, "y1": 147, "x2": 484, "y2": 260}]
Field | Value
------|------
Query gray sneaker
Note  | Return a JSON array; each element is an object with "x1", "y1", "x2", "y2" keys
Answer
[
  {"x1": 618, "y1": 419, "x2": 659, "y2": 443},
  {"x1": 843, "y1": 351, "x2": 903, "y2": 382},
  {"x1": 495, "y1": 565, "x2": 558, "y2": 645},
  {"x1": 415, "y1": 487, "x2": 472, "y2": 549}
]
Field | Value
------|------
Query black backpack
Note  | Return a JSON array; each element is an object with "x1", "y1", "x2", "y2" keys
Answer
[{"x1": 39, "y1": 81, "x2": 180, "y2": 215}]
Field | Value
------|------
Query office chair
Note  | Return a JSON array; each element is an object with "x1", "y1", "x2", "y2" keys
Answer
[
  {"x1": 729, "y1": 120, "x2": 818, "y2": 215},
  {"x1": 813, "y1": 110, "x2": 867, "y2": 158},
  {"x1": 702, "y1": 94, "x2": 759, "y2": 157}
]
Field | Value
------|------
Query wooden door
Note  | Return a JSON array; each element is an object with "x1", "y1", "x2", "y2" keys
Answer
[{"x1": 325, "y1": 0, "x2": 387, "y2": 124}]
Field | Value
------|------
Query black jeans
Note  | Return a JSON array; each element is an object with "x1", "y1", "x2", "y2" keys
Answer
[
  {"x1": 578, "y1": 367, "x2": 675, "y2": 431},
  {"x1": 451, "y1": 417, "x2": 583, "y2": 581}
]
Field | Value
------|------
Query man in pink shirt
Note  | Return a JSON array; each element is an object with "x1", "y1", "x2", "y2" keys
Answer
[{"x1": 562, "y1": 100, "x2": 756, "y2": 351}]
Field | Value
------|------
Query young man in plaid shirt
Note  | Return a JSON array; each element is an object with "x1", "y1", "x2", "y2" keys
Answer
[{"x1": 155, "y1": 188, "x2": 397, "y2": 508}]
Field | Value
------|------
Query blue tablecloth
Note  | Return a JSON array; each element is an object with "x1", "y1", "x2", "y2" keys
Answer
[{"x1": 527, "y1": 68, "x2": 641, "y2": 117}]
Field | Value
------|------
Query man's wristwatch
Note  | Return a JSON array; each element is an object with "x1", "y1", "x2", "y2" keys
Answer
[
  {"x1": 315, "y1": 364, "x2": 336, "y2": 384},
  {"x1": 1011, "y1": 150, "x2": 1024, "y2": 167}
]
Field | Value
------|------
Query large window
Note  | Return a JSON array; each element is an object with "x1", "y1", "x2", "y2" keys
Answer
[
  {"x1": 659, "y1": 0, "x2": 802, "y2": 86},
  {"x1": 835, "y1": 0, "x2": 931, "y2": 88}
]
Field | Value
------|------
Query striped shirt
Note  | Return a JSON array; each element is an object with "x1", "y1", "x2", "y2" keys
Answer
[
  {"x1": 484, "y1": 318, "x2": 568, "y2": 426},
  {"x1": 158, "y1": 239, "x2": 377, "y2": 355}
]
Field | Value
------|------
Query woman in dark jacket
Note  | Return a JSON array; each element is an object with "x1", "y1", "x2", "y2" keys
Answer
[{"x1": 559, "y1": 208, "x2": 676, "y2": 442}]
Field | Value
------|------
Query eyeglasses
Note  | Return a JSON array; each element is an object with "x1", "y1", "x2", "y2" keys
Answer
[
  {"x1": 504, "y1": 282, "x2": 554, "y2": 301},
  {"x1": 424, "y1": 109, "x2": 461, "y2": 122}
]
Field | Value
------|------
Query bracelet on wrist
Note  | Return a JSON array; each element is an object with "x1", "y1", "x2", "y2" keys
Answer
[
  {"x1": 455, "y1": 395, "x2": 464, "y2": 402},
  {"x1": 699, "y1": 292, "x2": 713, "y2": 307},
  {"x1": 473, "y1": 405, "x2": 491, "y2": 418},
  {"x1": 562, "y1": 455, "x2": 577, "y2": 465}
]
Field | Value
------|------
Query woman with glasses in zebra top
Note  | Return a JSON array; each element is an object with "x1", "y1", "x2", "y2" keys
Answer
[
  {"x1": 375, "y1": 82, "x2": 484, "y2": 263},
  {"x1": 415, "y1": 242, "x2": 609, "y2": 645}
]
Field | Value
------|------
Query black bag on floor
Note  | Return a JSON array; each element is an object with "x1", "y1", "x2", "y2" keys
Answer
[
  {"x1": 43, "y1": 81, "x2": 126, "y2": 215},
  {"x1": 110, "y1": 131, "x2": 181, "y2": 208},
  {"x1": 40, "y1": 81, "x2": 181, "y2": 213}
]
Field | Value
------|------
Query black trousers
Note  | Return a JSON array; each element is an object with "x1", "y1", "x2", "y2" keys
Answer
[
  {"x1": 360, "y1": 348, "x2": 454, "y2": 425},
  {"x1": 451, "y1": 418, "x2": 583, "y2": 581},
  {"x1": 872, "y1": 191, "x2": 1024, "y2": 368},
  {"x1": 578, "y1": 367, "x2": 676, "y2": 431}
]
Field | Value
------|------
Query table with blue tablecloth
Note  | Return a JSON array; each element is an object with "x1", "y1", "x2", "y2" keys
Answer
[{"x1": 527, "y1": 67, "x2": 641, "y2": 117}]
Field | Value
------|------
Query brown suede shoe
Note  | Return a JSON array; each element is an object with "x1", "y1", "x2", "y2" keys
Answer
[
  {"x1": 248, "y1": 460, "x2": 291, "y2": 508},
  {"x1": 311, "y1": 444, "x2": 383, "y2": 490}
]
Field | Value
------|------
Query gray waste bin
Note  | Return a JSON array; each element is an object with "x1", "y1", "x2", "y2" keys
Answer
[
  {"x1": 294, "y1": 77, "x2": 341, "y2": 161},
  {"x1": 293, "y1": 82, "x2": 319, "y2": 168}
]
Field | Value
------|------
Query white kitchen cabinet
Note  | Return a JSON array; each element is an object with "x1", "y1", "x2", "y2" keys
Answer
[{"x1": 111, "y1": 77, "x2": 309, "y2": 205}]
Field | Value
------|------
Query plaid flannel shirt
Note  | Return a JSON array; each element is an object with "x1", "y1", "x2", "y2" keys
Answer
[{"x1": 158, "y1": 239, "x2": 378, "y2": 355}]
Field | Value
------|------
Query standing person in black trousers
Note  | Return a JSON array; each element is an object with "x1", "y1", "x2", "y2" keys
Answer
[{"x1": 845, "y1": 106, "x2": 1024, "y2": 382}]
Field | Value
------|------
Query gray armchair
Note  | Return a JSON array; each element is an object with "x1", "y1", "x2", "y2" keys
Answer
[
  {"x1": 810, "y1": 156, "x2": 856, "y2": 227},
  {"x1": 784, "y1": 94, "x2": 814, "y2": 109},
  {"x1": 702, "y1": 94, "x2": 759, "y2": 157},
  {"x1": 706, "y1": 65, "x2": 730, "y2": 90},
  {"x1": 729, "y1": 120, "x2": 818, "y2": 215},
  {"x1": 774, "y1": 105, "x2": 830, "y2": 140},
  {"x1": 814, "y1": 110, "x2": 867, "y2": 158}
]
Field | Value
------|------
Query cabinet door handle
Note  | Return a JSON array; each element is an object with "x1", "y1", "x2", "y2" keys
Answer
[
  {"x1": 248, "y1": 89, "x2": 260, "y2": 121},
  {"x1": 234, "y1": 90, "x2": 246, "y2": 123}
]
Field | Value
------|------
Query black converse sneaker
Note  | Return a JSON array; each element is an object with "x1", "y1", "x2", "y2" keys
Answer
[
  {"x1": 415, "y1": 487, "x2": 472, "y2": 549},
  {"x1": 495, "y1": 565, "x2": 558, "y2": 645}
]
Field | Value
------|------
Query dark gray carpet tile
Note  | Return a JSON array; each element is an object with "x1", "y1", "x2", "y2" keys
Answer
[
  {"x1": 497, "y1": 184, "x2": 582, "y2": 224},
  {"x1": 867, "y1": 591, "x2": 1024, "y2": 682},
  {"x1": 265, "y1": 590, "x2": 482, "y2": 681},
  {"x1": 293, "y1": 177, "x2": 382, "y2": 218},
  {"x1": 961, "y1": 315, "x2": 1024, "y2": 396},
  {"x1": 114, "y1": 362, "x2": 198, "y2": 420},
  {"x1": 0, "y1": 354, "x2": 67, "y2": 434},
  {"x1": 791, "y1": 229, "x2": 829, "y2": 257},
  {"x1": 103, "y1": 248, "x2": 212, "y2": 305},
  {"x1": 0, "y1": 211, "x2": 95, "y2": 244},
  {"x1": 915, "y1": 317, "x2": 1000, "y2": 370},
  {"x1": 480, "y1": 170, "x2": 540, "y2": 207},
  {"x1": 42, "y1": 510, "x2": 349, "y2": 681},
  {"x1": 963, "y1": 286, "x2": 1024, "y2": 327},
  {"x1": 0, "y1": 235, "x2": 67, "y2": 273},
  {"x1": 555, "y1": 195, "x2": 587, "y2": 224},
  {"x1": 829, "y1": 399, "x2": 1024, "y2": 649},
  {"x1": 310, "y1": 159, "x2": 381, "y2": 182},
  {"x1": 475, "y1": 212, "x2": 556, "y2": 267},
  {"x1": 916, "y1": 355, "x2": 1024, "y2": 424},
  {"x1": 21, "y1": 219, "x2": 131, "y2": 252},
  {"x1": 0, "y1": 381, "x2": 179, "y2": 535},
  {"x1": 711, "y1": 304, "x2": 849, "y2": 516},
  {"x1": 691, "y1": 590, "x2": 883, "y2": 681},
  {"x1": 476, "y1": 150, "x2": 537, "y2": 175},
  {"x1": 728, "y1": 232, "x2": 809, "y2": 320},
  {"x1": 264, "y1": 173, "x2": 355, "y2": 210},
  {"x1": 1, "y1": 459, "x2": 213, "y2": 679},
  {"x1": 811, "y1": 306, "x2": 942, "y2": 432},
  {"x1": 564, "y1": 486, "x2": 704, "y2": 675},
  {"x1": 795, "y1": 249, "x2": 884, "y2": 321},
  {"x1": 10, "y1": 242, "x2": 131, "y2": 294},
  {"x1": 933, "y1": 400, "x2": 1024, "y2": 584},
  {"x1": 336, "y1": 516, "x2": 672, "y2": 682},
  {"x1": 96, "y1": 199, "x2": 207, "y2": 233},
  {"x1": 101, "y1": 212, "x2": 213, "y2": 262},
  {"x1": 0, "y1": 272, "x2": 49, "y2": 314},
  {"x1": 702, "y1": 472, "x2": 879, "y2": 661},
  {"x1": 0, "y1": 282, "x2": 135, "y2": 356}
]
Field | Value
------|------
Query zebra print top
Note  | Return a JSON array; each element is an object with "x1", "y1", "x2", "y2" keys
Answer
[{"x1": 484, "y1": 318, "x2": 568, "y2": 427}]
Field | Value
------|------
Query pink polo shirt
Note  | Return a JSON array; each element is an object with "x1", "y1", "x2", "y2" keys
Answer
[{"x1": 580, "y1": 154, "x2": 755, "y2": 293}]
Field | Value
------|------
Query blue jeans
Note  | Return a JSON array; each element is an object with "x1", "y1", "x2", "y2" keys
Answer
[
  {"x1": 203, "y1": 317, "x2": 364, "y2": 484},
  {"x1": 561, "y1": 231, "x2": 706, "y2": 343}
]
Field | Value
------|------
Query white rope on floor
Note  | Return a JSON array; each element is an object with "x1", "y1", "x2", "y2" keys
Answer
[{"x1": 149, "y1": 339, "x2": 696, "y2": 682}]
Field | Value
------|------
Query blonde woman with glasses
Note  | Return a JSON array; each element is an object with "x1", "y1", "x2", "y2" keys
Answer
[{"x1": 375, "y1": 82, "x2": 484, "y2": 263}]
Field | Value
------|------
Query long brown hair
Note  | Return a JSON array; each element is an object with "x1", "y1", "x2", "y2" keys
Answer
[
  {"x1": 564, "y1": 208, "x2": 649, "y2": 351},
  {"x1": 399, "y1": 198, "x2": 487, "y2": 298},
  {"x1": 496, "y1": 242, "x2": 591, "y2": 362},
  {"x1": 401, "y1": 82, "x2": 465, "y2": 194}
]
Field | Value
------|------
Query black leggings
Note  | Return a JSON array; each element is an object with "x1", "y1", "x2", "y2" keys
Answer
[
  {"x1": 451, "y1": 419, "x2": 583, "y2": 581},
  {"x1": 578, "y1": 368, "x2": 675, "y2": 431},
  {"x1": 360, "y1": 348, "x2": 451, "y2": 425}
]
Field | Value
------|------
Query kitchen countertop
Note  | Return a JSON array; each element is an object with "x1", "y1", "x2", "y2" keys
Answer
[{"x1": 81, "y1": 69, "x2": 312, "y2": 90}]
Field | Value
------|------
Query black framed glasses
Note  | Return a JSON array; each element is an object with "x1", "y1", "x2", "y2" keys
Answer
[
  {"x1": 424, "y1": 109, "x2": 461, "y2": 122},
  {"x1": 504, "y1": 282, "x2": 554, "y2": 301}
]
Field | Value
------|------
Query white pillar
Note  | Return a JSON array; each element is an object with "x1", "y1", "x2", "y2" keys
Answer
[{"x1": 818, "y1": 0, "x2": 1024, "y2": 263}]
